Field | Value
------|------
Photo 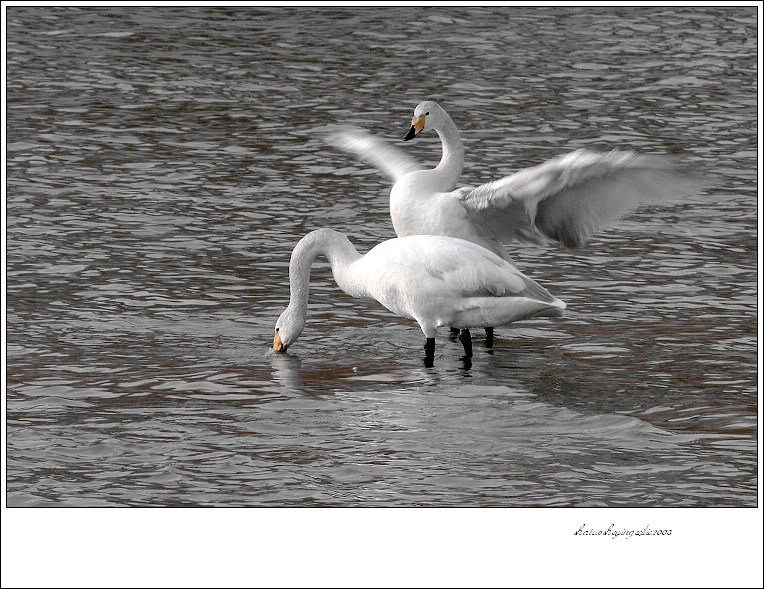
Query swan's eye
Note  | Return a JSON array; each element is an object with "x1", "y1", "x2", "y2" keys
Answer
[
  {"x1": 275, "y1": 327, "x2": 279, "y2": 332},
  {"x1": 425, "y1": 111, "x2": 430, "y2": 115}
]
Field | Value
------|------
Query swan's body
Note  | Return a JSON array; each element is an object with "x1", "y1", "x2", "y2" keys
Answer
[
  {"x1": 327, "y1": 100, "x2": 706, "y2": 261},
  {"x1": 273, "y1": 229, "x2": 565, "y2": 363}
]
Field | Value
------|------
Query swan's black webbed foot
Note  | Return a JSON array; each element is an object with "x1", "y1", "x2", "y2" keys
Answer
[
  {"x1": 485, "y1": 327, "x2": 494, "y2": 348},
  {"x1": 449, "y1": 327, "x2": 460, "y2": 339},
  {"x1": 424, "y1": 338, "x2": 435, "y2": 367},
  {"x1": 459, "y1": 329, "x2": 473, "y2": 359}
]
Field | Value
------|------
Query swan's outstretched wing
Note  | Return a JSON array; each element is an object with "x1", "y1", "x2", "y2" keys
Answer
[
  {"x1": 325, "y1": 126, "x2": 426, "y2": 182},
  {"x1": 460, "y1": 149, "x2": 708, "y2": 248}
]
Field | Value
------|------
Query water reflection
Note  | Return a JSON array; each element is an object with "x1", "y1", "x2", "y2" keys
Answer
[{"x1": 270, "y1": 353, "x2": 305, "y2": 393}]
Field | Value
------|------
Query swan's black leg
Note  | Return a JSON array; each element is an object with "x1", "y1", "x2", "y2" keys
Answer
[
  {"x1": 424, "y1": 338, "x2": 435, "y2": 367},
  {"x1": 485, "y1": 327, "x2": 494, "y2": 348},
  {"x1": 459, "y1": 329, "x2": 473, "y2": 359}
]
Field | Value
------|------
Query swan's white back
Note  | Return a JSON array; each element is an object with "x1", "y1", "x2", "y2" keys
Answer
[
  {"x1": 274, "y1": 230, "x2": 565, "y2": 351},
  {"x1": 337, "y1": 234, "x2": 564, "y2": 336}
]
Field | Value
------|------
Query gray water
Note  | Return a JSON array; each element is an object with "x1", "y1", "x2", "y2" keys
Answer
[{"x1": 5, "y1": 6, "x2": 758, "y2": 507}]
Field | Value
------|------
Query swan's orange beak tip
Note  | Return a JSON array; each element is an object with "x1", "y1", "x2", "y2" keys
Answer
[{"x1": 273, "y1": 331, "x2": 285, "y2": 352}]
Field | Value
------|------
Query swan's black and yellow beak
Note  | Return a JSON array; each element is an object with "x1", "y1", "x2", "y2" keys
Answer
[
  {"x1": 273, "y1": 330, "x2": 286, "y2": 353},
  {"x1": 403, "y1": 114, "x2": 425, "y2": 141}
]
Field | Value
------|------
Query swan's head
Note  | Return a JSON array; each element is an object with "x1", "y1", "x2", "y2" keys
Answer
[
  {"x1": 403, "y1": 100, "x2": 445, "y2": 141},
  {"x1": 273, "y1": 307, "x2": 305, "y2": 353}
]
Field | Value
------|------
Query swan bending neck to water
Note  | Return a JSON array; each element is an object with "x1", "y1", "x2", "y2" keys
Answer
[{"x1": 273, "y1": 229, "x2": 565, "y2": 366}]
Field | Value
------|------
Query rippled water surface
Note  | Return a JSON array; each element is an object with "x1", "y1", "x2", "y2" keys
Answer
[{"x1": 5, "y1": 6, "x2": 758, "y2": 507}]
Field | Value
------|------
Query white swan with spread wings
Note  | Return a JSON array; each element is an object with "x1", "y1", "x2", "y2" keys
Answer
[{"x1": 327, "y1": 100, "x2": 705, "y2": 261}]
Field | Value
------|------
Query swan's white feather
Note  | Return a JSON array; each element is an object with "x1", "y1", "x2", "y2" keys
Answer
[
  {"x1": 461, "y1": 149, "x2": 706, "y2": 247},
  {"x1": 325, "y1": 126, "x2": 425, "y2": 183}
]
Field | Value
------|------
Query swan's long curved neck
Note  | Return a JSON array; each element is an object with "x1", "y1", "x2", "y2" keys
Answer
[
  {"x1": 434, "y1": 111, "x2": 464, "y2": 186},
  {"x1": 286, "y1": 229, "x2": 362, "y2": 314}
]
